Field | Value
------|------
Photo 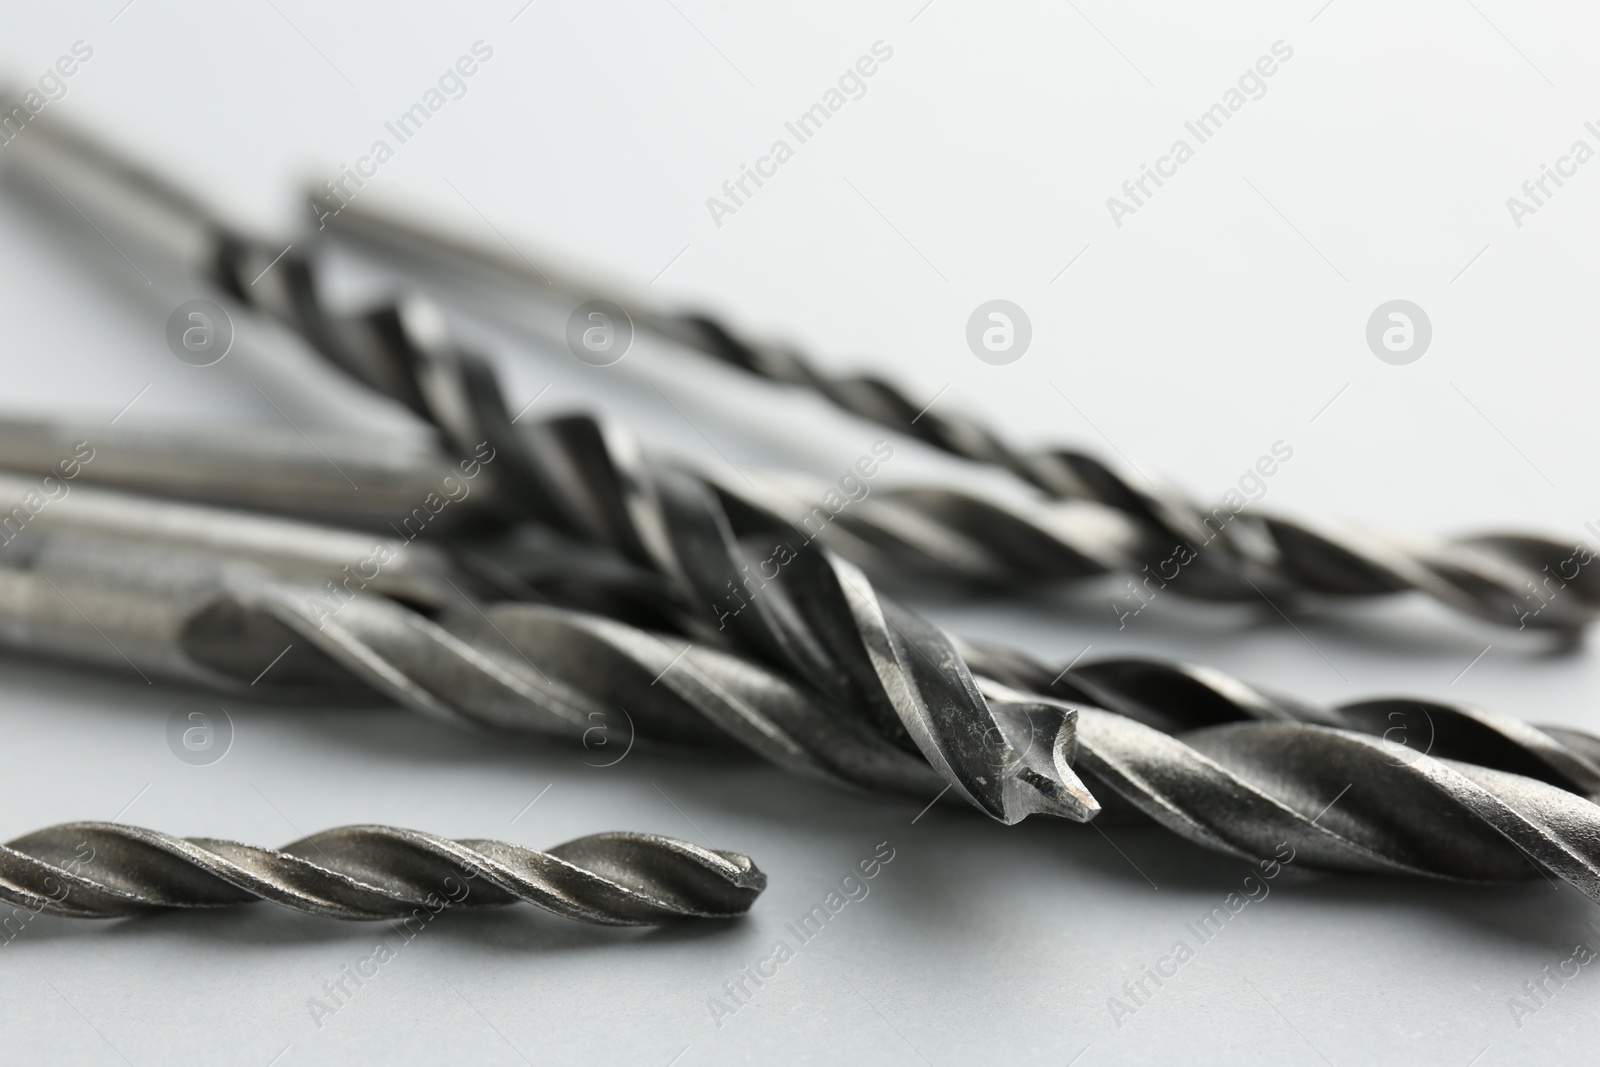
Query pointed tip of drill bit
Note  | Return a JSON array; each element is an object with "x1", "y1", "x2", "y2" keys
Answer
[
  {"x1": 977, "y1": 679, "x2": 1103, "y2": 825},
  {"x1": 1045, "y1": 763, "x2": 1104, "y2": 823},
  {"x1": 994, "y1": 729, "x2": 1102, "y2": 825}
]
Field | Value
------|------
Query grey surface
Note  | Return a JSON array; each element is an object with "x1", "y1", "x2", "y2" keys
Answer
[{"x1": 3, "y1": 2, "x2": 1599, "y2": 1063}]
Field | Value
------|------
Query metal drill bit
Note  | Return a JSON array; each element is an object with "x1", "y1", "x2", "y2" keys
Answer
[
  {"x1": 0, "y1": 415, "x2": 505, "y2": 530},
  {"x1": 0, "y1": 474, "x2": 1079, "y2": 818},
  {"x1": 0, "y1": 413, "x2": 1145, "y2": 610},
  {"x1": 0, "y1": 116, "x2": 1101, "y2": 827},
  {"x1": 0, "y1": 822, "x2": 765, "y2": 923},
  {"x1": 965, "y1": 644, "x2": 1600, "y2": 894},
  {"x1": 10, "y1": 109, "x2": 1588, "y2": 637},
  {"x1": 13, "y1": 109, "x2": 1600, "y2": 901},
  {"x1": 1074, "y1": 710, "x2": 1600, "y2": 896},
  {"x1": 310, "y1": 194, "x2": 1600, "y2": 632},
  {"x1": 960, "y1": 643, "x2": 1600, "y2": 802},
  {"x1": 8, "y1": 475, "x2": 1600, "y2": 901}
]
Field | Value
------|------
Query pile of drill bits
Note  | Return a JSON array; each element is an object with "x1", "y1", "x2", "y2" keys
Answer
[
  {"x1": 9, "y1": 108, "x2": 1591, "y2": 633},
  {"x1": 4, "y1": 465, "x2": 1600, "y2": 903},
  {"x1": 314, "y1": 195, "x2": 1600, "y2": 632},
  {"x1": 3, "y1": 101, "x2": 1600, "y2": 921}
]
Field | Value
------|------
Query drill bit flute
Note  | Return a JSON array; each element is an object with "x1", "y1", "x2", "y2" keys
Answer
[
  {"x1": 0, "y1": 111, "x2": 1100, "y2": 828},
  {"x1": 8, "y1": 106, "x2": 1590, "y2": 638},
  {"x1": 10, "y1": 108, "x2": 1600, "y2": 903},
  {"x1": 0, "y1": 471, "x2": 1077, "y2": 816},
  {"x1": 313, "y1": 194, "x2": 1600, "y2": 633},
  {"x1": 4, "y1": 472, "x2": 1600, "y2": 902},
  {"x1": 0, "y1": 822, "x2": 766, "y2": 923}
]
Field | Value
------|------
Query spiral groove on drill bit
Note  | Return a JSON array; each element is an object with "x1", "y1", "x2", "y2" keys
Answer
[
  {"x1": 0, "y1": 486, "x2": 991, "y2": 809},
  {"x1": 14, "y1": 111, "x2": 1600, "y2": 903},
  {"x1": 258, "y1": 334, "x2": 1097, "y2": 823},
  {"x1": 8, "y1": 480, "x2": 1600, "y2": 899},
  {"x1": 11, "y1": 112, "x2": 1595, "y2": 632},
  {"x1": 959, "y1": 644, "x2": 1600, "y2": 803},
  {"x1": 1071, "y1": 710, "x2": 1600, "y2": 896},
  {"x1": 9, "y1": 485, "x2": 1600, "y2": 900},
  {"x1": 0, "y1": 113, "x2": 1098, "y2": 826},
  {"x1": 311, "y1": 196, "x2": 1600, "y2": 632},
  {"x1": 0, "y1": 822, "x2": 766, "y2": 923}
]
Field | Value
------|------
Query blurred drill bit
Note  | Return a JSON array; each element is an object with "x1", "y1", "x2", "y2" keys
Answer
[
  {"x1": 313, "y1": 191, "x2": 1600, "y2": 632},
  {"x1": 7, "y1": 106, "x2": 1589, "y2": 636}
]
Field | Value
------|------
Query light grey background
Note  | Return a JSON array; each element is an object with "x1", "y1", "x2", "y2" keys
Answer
[{"x1": 2, "y1": 1, "x2": 1598, "y2": 1063}]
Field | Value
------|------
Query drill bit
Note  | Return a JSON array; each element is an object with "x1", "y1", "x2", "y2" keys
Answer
[
  {"x1": 0, "y1": 822, "x2": 765, "y2": 923},
  {"x1": 0, "y1": 473, "x2": 1072, "y2": 816},
  {"x1": 10, "y1": 109, "x2": 1587, "y2": 637},
  {"x1": 310, "y1": 193, "x2": 1599, "y2": 632},
  {"x1": 1074, "y1": 709, "x2": 1600, "y2": 896},
  {"x1": 7, "y1": 474, "x2": 1600, "y2": 902},
  {"x1": 13, "y1": 109, "x2": 1600, "y2": 902},
  {"x1": 0, "y1": 414, "x2": 506, "y2": 530},
  {"x1": 0, "y1": 115, "x2": 1101, "y2": 827},
  {"x1": 967, "y1": 644, "x2": 1600, "y2": 894},
  {"x1": 959, "y1": 642, "x2": 1600, "y2": 801}
]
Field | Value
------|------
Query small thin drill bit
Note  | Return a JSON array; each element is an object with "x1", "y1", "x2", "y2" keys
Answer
[{"x1": 0, "y1": 822, "x2": 766, "y2": 924}]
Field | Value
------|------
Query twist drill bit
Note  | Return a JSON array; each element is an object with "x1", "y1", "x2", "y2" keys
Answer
[
  {"x1": 0, "y1": 822, "x2": 765, "y2": 923},
  {"x1": 0, "y1": 116, "x2": 1099, "y2": 827},
  {"x1": 1071, "y1": 710, "x2": 1600, "y2": 897},
  {"x1": 14, "y1": 112, "x2": 1600, "y2": 901},
  {"x1": 13, "y1": 111, "x2": 1587, "y2": 637},
  {"x1": 0, "y1": 413, "x2": 1142, "y2": 611},
  {"x1": 8, "y1": 112, "x2": 1588, "y2": 635},
  {"x1": 959, "y1": 643, "x2": 1600, "y2": 894},
  {"x1": 310, "y1": 193, "x2": 1600, "y2": 632},
  {"x1": 0, "y1": 475, "x2": 1053, "y2": 813},
  {"x1": 956, "y1": 643, "x2": 1600, "y2": 803},
  {"x1": 8, "y1": 476, "x2": 1600, "y2": 902}
]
